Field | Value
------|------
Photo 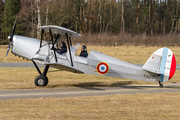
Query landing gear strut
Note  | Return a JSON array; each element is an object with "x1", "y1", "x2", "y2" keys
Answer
[
  {"x1": 32, "y1": 60, "x2": 49, "y2": 86},
  {"x1": 159, "y1": 81, "x2": 163, "y2": 88}
]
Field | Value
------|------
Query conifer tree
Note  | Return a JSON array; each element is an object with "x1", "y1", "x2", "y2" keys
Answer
[
  {"x1": 1, "y1": 0, "x2": 23, "y2": 38},
  {"x1": 0, "y1": 0, "x2": 4, "y2": 40}
]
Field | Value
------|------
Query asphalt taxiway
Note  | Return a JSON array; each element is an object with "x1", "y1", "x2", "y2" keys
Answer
[{"x1": 0, "y1": 84, "x2": 180, "y2": 100}]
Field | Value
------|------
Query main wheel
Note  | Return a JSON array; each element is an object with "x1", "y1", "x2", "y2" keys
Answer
[
  {"x1": 34, "y1": 75, "x2": 48, "y2": 86},
  {"x1": 159, "y1": 84, "x2": 163, "y2": 88}
]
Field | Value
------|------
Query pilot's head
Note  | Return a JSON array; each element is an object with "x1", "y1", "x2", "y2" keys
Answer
[
  {"x1": 61, "y1": 41, "x2": 66, "y2": 48},
  {"x1": 81, "y1": 45, "x2": 87, "y2": 52}
]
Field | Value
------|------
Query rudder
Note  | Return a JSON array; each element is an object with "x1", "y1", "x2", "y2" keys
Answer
[{"x1": 143, "y1": 47, "x2": 176, "y2": 82}]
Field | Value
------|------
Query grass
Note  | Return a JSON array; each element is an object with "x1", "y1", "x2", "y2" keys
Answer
[
  {"x1": 0, "y1": 67, "x2": 179, "y2": 90},
  {"x1": 0, "y1": 67, "x2": 151, "y2": 89},
  {"x1": 1, "y1": 45, "x2": 180, "y2": 119},
  {"x1": 0, "y1": 93, "x2": 180, "y2": 119},
  {"x1": 0, "y1": 45, "x2": 31, "y2": 63}
]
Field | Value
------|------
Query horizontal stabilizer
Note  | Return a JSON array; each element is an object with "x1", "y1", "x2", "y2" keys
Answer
[{"x1": 143, "y1": 67, "x2": 162, "y2": 75}]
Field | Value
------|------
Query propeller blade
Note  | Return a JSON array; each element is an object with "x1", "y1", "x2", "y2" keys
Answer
[
  {"x1": 4, "y1": 42, "x2": 11, "y2": 61},
  {"x1": 5, "y1": 16, "x2": 17, "y2": 61},
  {"x1": 9, "y1": 16, "x2": 17, "y2": 41},
  {"x1": 11, "y1": 16, "x2": 17, "y2": 37}
]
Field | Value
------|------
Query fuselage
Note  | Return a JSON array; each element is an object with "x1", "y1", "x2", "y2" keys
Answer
[{"x1": 11, "y1": 35, "x2": 160, "y2": 83}]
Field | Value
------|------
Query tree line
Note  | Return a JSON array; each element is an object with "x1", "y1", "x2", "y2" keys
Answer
[{"x1": 0, "y1": 0, "x2": 180, "y2": 43}]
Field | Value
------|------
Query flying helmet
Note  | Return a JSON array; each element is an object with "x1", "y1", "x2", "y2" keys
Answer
[
  {"x1": 61, "y1": 41, "x2": 66, "y2": 48},
  {"x1": 81, "y1": 45, "x2": 87, "y2": 51}
]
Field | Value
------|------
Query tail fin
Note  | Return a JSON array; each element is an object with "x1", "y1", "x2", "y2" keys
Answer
[{"x1": 143, "y1": 47, "x2": 176, "y2": 82}]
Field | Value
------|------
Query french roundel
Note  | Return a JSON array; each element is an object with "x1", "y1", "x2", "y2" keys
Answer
[{"x1": 96, "y1": 62, "x2": 109, "y2": 74}]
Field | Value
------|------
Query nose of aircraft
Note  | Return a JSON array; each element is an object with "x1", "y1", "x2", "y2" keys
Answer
[{"x1": 5, "y1": 16, "x2": 17, "y2": 60}]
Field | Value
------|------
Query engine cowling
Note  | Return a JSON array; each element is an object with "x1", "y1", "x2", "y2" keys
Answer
[{"x1": 11, "y1": 35, "x2": 40, "y2": 60}]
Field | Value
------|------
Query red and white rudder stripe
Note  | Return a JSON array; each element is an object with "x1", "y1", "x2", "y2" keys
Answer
[{"x1": 143, "y1": 47, "x2": 176, "y2": 82}]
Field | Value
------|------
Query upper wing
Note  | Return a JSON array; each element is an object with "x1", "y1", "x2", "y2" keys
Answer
[
  {"x1": 39, "y1": 25, "x2": 81, "y2": 37},
  {"x1": 44, "y1": 62, "x2": 84, "y2": 74}
]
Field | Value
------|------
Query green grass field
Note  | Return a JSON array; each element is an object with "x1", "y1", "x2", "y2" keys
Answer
[{"x1": 0, "y1": 45, "x2": 180, "y2": 119}]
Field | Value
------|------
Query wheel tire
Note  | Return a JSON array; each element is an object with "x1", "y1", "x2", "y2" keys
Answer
[{"x1": 34, "y1": 75, "x2": 48, "y2": 86}]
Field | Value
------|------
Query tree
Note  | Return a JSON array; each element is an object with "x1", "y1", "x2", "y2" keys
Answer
[
  {"x1": 0, "y1": 0, "x2": 4, "y2": 40},
  {"x1": 1, "y1": 0, "x2": 23, "y2": 39},
  {"x1": 121, "y1": 0, "x2": 125, "y2": 32},
  {"x1": 0, "y1": 0, "x2": 179, "y2": 38},
  {"x1": 136, "y1": 0, "x2": 140, "y2": 30},
  {"x1": 164, "y1": 0, "x2": 166, "y2": 34},
  {"x1": 149, "y1": 0, "x2": 152, "y2": 35},
  {"x1": 175, "y1": 0, "x2": 179, "y2": 33}
]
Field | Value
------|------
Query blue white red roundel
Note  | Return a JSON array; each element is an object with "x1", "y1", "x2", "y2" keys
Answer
[{"x1": 96, "y1": 62, "x2": 109, "y2": 74}]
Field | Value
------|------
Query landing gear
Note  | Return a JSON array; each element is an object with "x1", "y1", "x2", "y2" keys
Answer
[
  {"x1": 159, "y1": 81, "x2": 163, "y2": 88},
  {"x1": 34, "y1": 75, "x2": 48, "y2": 86},
  {"x1": 32, "y1": 60, "x2": 49, "y2": 87}
]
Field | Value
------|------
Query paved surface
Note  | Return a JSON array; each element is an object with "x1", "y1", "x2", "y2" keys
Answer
[
  {"x1": 0, "y1": 84, "x2": 180, "y2": 100},
  {"x1": 0, "y1": 63, "x2": 180, "y2": 69}
]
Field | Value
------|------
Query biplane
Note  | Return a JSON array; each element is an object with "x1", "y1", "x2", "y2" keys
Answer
[{"x1": 5, "y1": 17, "x2": 176, "y2": 87}]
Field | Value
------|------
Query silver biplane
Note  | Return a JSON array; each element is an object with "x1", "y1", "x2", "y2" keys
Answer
[{"x1": 5, "y1": 17, "x2": 176, "y2": 87}]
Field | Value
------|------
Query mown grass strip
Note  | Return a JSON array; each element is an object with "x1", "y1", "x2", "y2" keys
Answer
[
  {"x1": 0, "y1": 92, "x2": 180, "y2": 119},
  {"x1": 0, "y1": 67, "x2": 179, "y2": 90}
]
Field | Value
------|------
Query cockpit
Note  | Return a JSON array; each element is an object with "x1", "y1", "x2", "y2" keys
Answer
[{"x1": 33, "y1": 25, "x2": 88, "y2": 67}]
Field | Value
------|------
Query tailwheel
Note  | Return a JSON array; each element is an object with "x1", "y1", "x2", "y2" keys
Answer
[
  {"x1": 159, "y1": 81, "x2": 163, "y2": 88},
  {"x1": 34, "y1": 75, "x2": 48, "y2": 86}
]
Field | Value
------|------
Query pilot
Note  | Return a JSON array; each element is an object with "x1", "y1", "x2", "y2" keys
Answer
[
  {"x1": 79, "y1": 45, "x2": 88, "y2": 57},
  {"x1": 55, "y1": 41, "x2": 67, "y2": 54}
]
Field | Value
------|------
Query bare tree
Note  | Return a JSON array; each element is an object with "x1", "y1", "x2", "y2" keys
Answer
[
  {"x1": 175, "y1": 0, "x2": 179, "y2": 33},
  {"x1": 89, "y1": 0, "x2": 94, "y2": 33},
  {"x1": 149, "y1": 0, "x2": 152, "y2": 35},
  {"x1": 136, "y1": 0, "x2": 140, "y2": 25},
  {"x1": 46, "y1": 0, "x2": 51, "y2": 25},
  {"x1": 159, "y1": 0, "x2": 162, "y2": 33},
  {"x1": 98, "y1": 0, "x2": 102, "y2": 32},
  {"x1": 121, "y1": 0, "x2": 125, "y2": 32},
  {"x1": 163, "y1": 0, "x2": 166, "y2": 34},
  {"x1": 36, "y1": 0, "x2": 41, "y2": 38}
]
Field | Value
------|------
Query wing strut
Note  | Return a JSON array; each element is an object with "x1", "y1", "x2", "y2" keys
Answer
[
  {"x1": 69, "y1": 37, "x2": 72, "y2": 46},
  {"x1": 49, "y1": 28, "x2": 58, "y2": 62},
  {"x1": 54, "y1": 34, "x2": 59, "y2": 45},
  {"x1": 66, "y1": 33, "x2": 73, "y2": 67},
  {"x1": 40, "y1": 29, "x2": 44, "y2": 48}
]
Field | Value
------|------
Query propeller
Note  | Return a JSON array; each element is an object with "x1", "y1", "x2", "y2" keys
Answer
[{"x1": 4, "y1": 16, "x2": 17, "y2": 61}]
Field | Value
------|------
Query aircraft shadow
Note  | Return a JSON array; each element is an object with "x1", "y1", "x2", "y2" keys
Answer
[
  {"x1": 72, "y1": 82, "x2": 107, "y2": 91},
  {"x1": 47, "y1": 81, "x2": 180, "y2": 90},
  {"x1": 71, "y1": 81, "x2": 160, "y2": 90},
  {"x1": 164, "y1": 85, "x2": 180, "y2": 89},
  {"x1": 47, "y1": 81, "x2": 134, "y2": 90}
]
